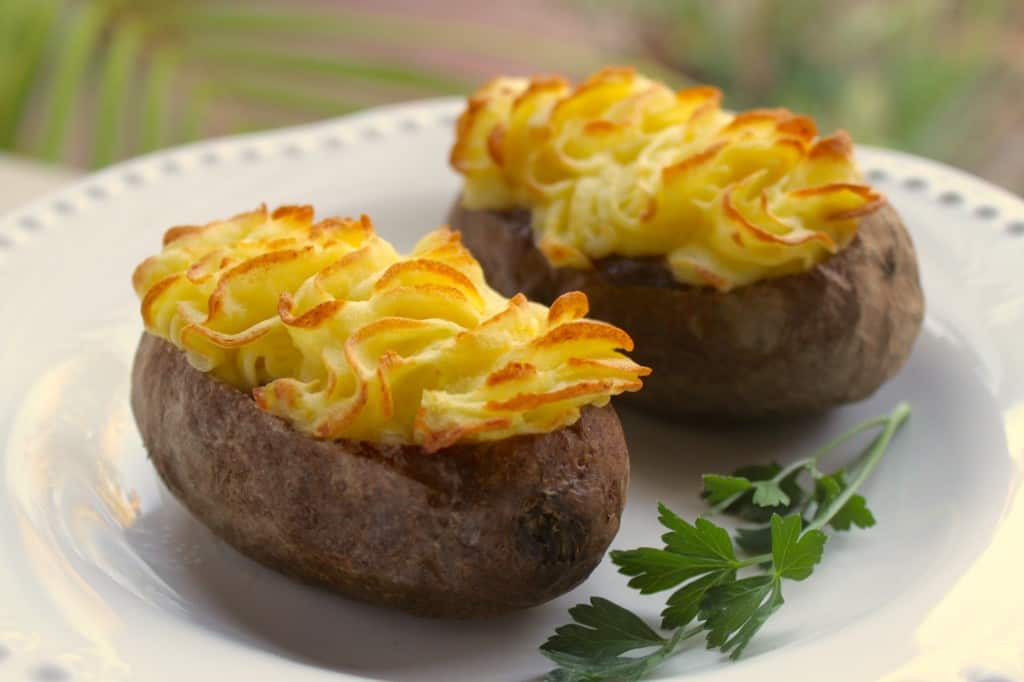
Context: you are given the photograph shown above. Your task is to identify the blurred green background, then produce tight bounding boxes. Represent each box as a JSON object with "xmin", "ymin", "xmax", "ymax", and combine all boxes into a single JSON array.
[{"xmin": 2, "ymin": 0, "xmax": 1022, "ymax": 191}]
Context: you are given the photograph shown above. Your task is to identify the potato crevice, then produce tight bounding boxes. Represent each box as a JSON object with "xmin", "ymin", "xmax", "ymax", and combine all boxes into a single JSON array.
[
  {"xmin": 450, "ymin": 67, "xmax": 885, "ymax": 291},
  {"xmin": 132, "ymin": 205, "xmax": 649, "ymax": 450}
]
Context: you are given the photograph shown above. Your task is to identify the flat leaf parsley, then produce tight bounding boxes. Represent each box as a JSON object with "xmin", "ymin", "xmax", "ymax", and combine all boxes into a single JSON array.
[{"xmin": 540, "ymin": 402, "xmax": 911, "ymax": 681}]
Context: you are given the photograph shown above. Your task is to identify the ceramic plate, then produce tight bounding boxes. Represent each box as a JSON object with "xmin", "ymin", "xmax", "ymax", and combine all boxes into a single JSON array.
[{"xmin": 1, "ymin": 99, "xmax": 1023, "ymax": 682}]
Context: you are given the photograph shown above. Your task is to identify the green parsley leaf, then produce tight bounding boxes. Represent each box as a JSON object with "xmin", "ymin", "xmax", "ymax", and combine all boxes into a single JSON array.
[
  {"xmin": 733, "ymin": 526, "xmax": 773, "ymax": 555},
  {"xmin": 815, "ymin": 472, "xmax": 842, "ymax": 502},
  {"xmin": 700, "ymin": 515, "xmax": 823, "ymax": 660},
  {"xmin": 614, "ymin": 505, "xmax": 748, "ymax": 631},
  {"xmin": 541, "ymin": 651, "xmax": 665, "ymax": 682},
  {"xmin": 770, "ymin": 514, "xmax": 827, "ymax": 581},
  {"xmin": 659, "ymin": 504, "xmax": 737, "ymax": 563},
  {"xmin": 541, "ymin": 600, "xmax": 698, "ymax": 681},
  {"xmin": 661, "ymin": 570, "xmax": 735, "ymax": 630},
  {"xmin": 612, "ymin": 506, "xmax": 738, "ymax": 594},
  {"xmin": 541, "ymin": 597, "xmax": 665, "ymax": 660},
  {"xmin": 700, "ymin": 574, "xmax": 784, "ymax": 659},
  {"xmin": 714, "ymin": 464, "xmax": 806, "ymax": 523},
  {"xmin": 611, "ymin": 548, "xmax": 712, "ymax": 594},
  {"xmin": 701, "ymin": 474, "xmax": 752, "ymax": 504},
  {"xmin": 829, "ymin": 494, "xmax": 875, "ymax": 531},
  {"xmin": 814, "ymin": 471, "xmax": 876, "ymax": 531},
  {"xmin": 751, "ymin": 480, "xmax": 790, "ymax": 508}
]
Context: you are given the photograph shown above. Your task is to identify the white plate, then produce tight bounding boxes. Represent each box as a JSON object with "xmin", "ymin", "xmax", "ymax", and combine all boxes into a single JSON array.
[{"xmin": 1, "ymin": 98, "xmax": 1023, "ymax": 682}]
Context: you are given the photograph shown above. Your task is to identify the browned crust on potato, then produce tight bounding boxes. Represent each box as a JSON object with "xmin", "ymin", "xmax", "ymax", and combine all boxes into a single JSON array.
[
  {"xmin": 449, "ymin": 199, "xmax": 925, "ymax": 419},
  {"xmin": 131, "ymin": 334, "xmax": 629, "ymax": 617}
]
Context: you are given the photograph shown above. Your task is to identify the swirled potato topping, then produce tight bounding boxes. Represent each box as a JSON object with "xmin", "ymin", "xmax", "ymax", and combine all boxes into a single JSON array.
[
  {"xmin": 132, "ymin": 205, "xmax": 649, "ymax": 451},
  {"xmin": 450, "ymin": 67, "xmax": 885, "ymax": 291}
]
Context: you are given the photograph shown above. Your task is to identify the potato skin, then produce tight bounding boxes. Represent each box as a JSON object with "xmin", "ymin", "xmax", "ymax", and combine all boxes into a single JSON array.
[
  {"xmin": 449, "ymin": 200, "xmax": 925, "ymax": 419},
  {"xmin": 131, "ymin": 334, "xmax": 628, "ymax": 618}
]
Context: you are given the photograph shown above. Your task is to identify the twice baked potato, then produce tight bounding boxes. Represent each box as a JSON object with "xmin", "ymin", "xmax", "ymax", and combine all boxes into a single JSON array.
[
  {"xmin": 132, "ymin": 334, "xmax": 628, "ymax": 617},
  {"xmin": 448, "ymin": 67, "xmax": 924, "ymax": 419},
  {"xmin": 131, "ymin": 205, "xmax": 649, "ymax": 617},
  {"xmin": 451, "ymin": 201, "xmax": 921, "ymax": 419}
]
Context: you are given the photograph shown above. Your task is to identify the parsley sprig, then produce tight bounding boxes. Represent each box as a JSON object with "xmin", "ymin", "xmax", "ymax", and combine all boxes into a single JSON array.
[{"xmin": 540, "ymin": 402, "xmax": 910, "ymax": 681}]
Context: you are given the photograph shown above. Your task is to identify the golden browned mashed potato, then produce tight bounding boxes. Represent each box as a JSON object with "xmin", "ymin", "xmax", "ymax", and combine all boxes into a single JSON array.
[
  {"xmin": 451, "ymin": 66, "xmax": 884, "ymax": 291},
  {"xmin": 132, "ymin": 205, "xmax": 649, "ymax": 451}
]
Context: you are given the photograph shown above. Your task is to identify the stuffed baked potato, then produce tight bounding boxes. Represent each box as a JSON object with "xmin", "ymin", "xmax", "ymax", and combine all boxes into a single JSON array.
[
  {"xmin": 449, "ymin": 67, "xmax": 924, "ymax": 419},
  {"xmin": 131, "ymin": 205, "xmax": 649, "ymax": 617}
]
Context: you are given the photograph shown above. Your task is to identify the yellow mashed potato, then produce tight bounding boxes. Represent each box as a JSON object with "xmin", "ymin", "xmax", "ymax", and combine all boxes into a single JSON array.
[
  {"xmin": 133, "ymin": 205, "xmax": 649, "ymax": 451},
  {"xmin": 451, "ymin": 67, "xmax": 884, "ymax": 291}
]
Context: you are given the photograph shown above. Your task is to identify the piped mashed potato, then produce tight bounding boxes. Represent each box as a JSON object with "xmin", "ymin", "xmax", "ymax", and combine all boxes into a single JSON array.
[
  {"xmin": 450, "ymin": 67, "xmax": 885, "ymax": 291},
  {"xmin": 133, "ymin": 205, "xmax": 649, "ymax": 451}
]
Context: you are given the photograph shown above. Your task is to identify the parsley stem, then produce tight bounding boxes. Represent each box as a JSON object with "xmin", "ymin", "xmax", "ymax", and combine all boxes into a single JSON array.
[
  {"xmin": 800, "ymin": 414, "xmax": 893, "ymax": 474},
  {"xmin": 774, "ymin": 413, "xmax": 894, "ymax": 484},
  {"xmin": 736, "ymin": 553, "xmax": 772, "ymax": 567},
  {"xmin": 805, "ymin": 402, "xmax": 910, "ymax": 534},
  {"xmin": 671, "ymin": 624, "xmax": 705, "ymax": 646},
  {"xmin": 708, "ymin": 412, "xmax": 893, "ymax": 516}
]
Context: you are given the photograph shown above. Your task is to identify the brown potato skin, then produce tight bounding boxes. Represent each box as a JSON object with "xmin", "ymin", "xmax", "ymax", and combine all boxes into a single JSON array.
[
  {"xmin": 131, "ymin": 334, "xmax": 628, "ymax": 618},
  {"xmin": 449, "ymin": 199, "xmax": 925, "ymax": 419}
]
